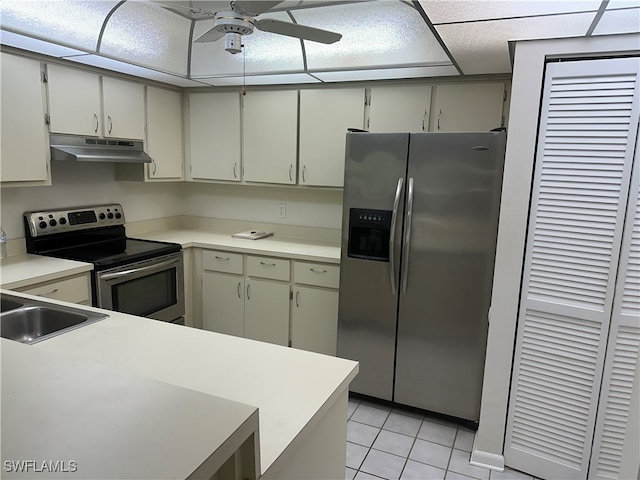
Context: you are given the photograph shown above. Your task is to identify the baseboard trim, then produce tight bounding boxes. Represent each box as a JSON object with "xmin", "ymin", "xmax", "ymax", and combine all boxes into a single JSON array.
[{"xmin": 470, "ymin": 437, "xmax": 505, "ymax": 472}]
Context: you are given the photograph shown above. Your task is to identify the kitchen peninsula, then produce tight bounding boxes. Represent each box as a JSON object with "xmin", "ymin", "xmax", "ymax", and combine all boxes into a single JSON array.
[{"xmin": 1, "ymin": 290, "xmax": 358, "ymax": 480}]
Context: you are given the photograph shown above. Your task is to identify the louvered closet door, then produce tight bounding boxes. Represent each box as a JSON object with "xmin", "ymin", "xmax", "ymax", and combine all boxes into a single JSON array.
[
  {"xmin": 589, "ymin": 133, "xmax": 640, "ymax": 480},
  {"xmin": 505, "ymin": 57, "xmax": 640, "ymax": 480}
]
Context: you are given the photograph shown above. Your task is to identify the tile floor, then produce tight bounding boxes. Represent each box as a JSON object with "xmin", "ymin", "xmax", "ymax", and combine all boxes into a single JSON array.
[{"xmin": 346, "ymin": 395, "xmax": 536, "ymax": 480}]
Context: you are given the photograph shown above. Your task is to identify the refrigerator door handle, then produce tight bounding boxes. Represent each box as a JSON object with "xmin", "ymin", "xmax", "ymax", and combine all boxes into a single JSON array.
[
  {"xmin": 401, "ymin": 177, "xmax": 414, "ymax": 294},
  {"xmin": 389, "ymin": 177, "xmax": 404, "ymax": 295}
]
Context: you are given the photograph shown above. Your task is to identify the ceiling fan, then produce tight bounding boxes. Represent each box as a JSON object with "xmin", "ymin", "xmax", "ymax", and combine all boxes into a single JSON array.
[{"xmin": 192, "ymin": 0, "xmax": 342, "ymax": 54}]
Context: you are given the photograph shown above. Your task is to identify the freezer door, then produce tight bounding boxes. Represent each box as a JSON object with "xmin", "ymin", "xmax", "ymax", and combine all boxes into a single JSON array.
[
  {"xmin": 394, "ymin": 132, "xmax": 506, "ymax": 421},
  {"xmin": 338, "ymin": 132, "xmax": 409, "ymax": 400}
]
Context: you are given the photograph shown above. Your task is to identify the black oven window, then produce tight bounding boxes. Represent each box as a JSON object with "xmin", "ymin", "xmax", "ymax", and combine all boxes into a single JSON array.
[{"xmin": 112, "ymin": 268, "xmax": 177, "ymax": 317}]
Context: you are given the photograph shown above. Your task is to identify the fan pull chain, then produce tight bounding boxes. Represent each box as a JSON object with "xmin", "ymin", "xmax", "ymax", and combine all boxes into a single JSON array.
[{"xmin": 242, "ymin": 43, "xmax": 247, "ymax": 96}]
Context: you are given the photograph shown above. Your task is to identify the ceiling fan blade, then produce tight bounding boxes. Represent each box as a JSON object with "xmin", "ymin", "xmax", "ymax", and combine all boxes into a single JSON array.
[
  {"xmin": 193, "ymin": 27, "xmax": 226, "ymax": 43},
  {"xmin": 254, "ymin": 19, "xmax": 342, "ymax": 44},
  {"xmin": 232, "ymin": 0, "xmax": 284, "ymax": 16}
]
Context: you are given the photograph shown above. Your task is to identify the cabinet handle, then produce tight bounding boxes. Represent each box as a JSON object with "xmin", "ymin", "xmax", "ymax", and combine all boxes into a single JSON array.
[
  {"xmin": 93, "ymin": 113, "xmax": 99, "ymax": 133},
  {"xmin": 246, "ymin": 284, "xmax": 251, "ymax": 300},
  {"xmin": 151, "ymin": 158, "xmax": 157, "ymax": 176},
  {"xmin": 237, "ymin": 282, "xmax": 242, "ymax": 298},
  {"xmin": 260, "ymin": 261, "xmax": 276, "ymax": 267},
  {"xmin": 422, "ymin": 110, "xmax": 427, "ymax": 131},
  {"xmin": 295, "ymin": 290, "xmax": 300, "ymax": 308},
  {"xmin": 309, "ymin": 268, "xmax": 327, "ymax": 274},
  {"xmin": 233, "ymin": 162, "xmax": 237, "ymax": 179},
  {"xmin": 215, "ymin": 255, "xmax": 230, "ymax": 261},
  {"xmin": 107, "ymin": 115, "xmax": 113, "ymax": 134},
  {"xmin": 289, "ymin": 165, "xmax": 293, "ymax": 182},
  {"xmin": 437, "ymin": 109, "xmax": 442, "ymax": 131},
  {"xmin": 302, "ymin": 165, "xmax": 306, "ymax": 183},
  {"xmin": 37, "ymin": 288, "xmax": 59, "ymax": 297}
]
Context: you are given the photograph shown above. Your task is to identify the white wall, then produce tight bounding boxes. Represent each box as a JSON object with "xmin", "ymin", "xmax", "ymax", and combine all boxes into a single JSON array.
[
  {"xmin": 0, "ymin": 161, "xmax": 182, "ymax": 239},
  {"xmin": 181, "ymin": 182, "xmax": 343, "ymax": 230},
  {"xmin": 472, "ymin": 33, "xmax": 640, "ymax": 471}
]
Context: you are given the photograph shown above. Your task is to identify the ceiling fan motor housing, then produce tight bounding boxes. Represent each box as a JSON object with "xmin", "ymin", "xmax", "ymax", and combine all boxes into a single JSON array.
[{"xmin": 213, "ymin": 11, "xmax": 254, "ymax": 36}]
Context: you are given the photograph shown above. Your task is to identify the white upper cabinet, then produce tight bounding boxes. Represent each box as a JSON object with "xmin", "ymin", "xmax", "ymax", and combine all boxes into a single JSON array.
[
  {"xmin": 0, "ymin": 53, "xmax": 50, "ymax": 185},
  {"xmin": 47, "ymin": 63, "xmax": 101, "ymax": 137},
  {"xmin": 102, "ymin": 76, "xmax": 145, "ymax": 140},
  {"xmin": 146, "ymin": 86, "xmax": 183, "ymax": 180},
  {"xmin": 188, "ymin": 92, "xmax": 241, "ymax": 182},
  {"xmin": 368, "ymin": 84, "xmax": 432, "ymax": 133},
  {"xmin": 431, "ymin": 82, "xmax": 505, "ymax": 132},
  {"xmin": 243, "ymin": 90, "xmax": 297, "ymax": 185},
  {"xmin": 299, "ymin": 88, "xmax": 365, "ymax": 187}
]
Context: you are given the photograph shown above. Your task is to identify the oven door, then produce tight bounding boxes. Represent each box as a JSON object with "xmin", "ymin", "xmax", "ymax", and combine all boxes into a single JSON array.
[{"xmin": 96, "ymin": 252, "xmax": 185, "ymax": 323}]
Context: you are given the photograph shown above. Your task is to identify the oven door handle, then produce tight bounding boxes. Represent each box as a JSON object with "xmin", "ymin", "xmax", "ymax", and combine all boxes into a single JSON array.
[{"xmin": 99, "ymin": 257, "xmax": 179, "ymax": 281}]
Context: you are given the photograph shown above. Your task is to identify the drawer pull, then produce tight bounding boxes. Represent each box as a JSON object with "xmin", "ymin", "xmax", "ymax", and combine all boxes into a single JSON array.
[
  {"xmin": 309, "ymin": 268, "xmax": 327, "ymax": 274},
  {"xmin": 260, "ymin": 261, "xmax": 277, "ymax": 267},
  {"xmin": 215, "ymin": 256, "xmax": 231, "ymax": 261},
  {"xmin": 37, "ymin": 288, "xmax": 59, "ymax": 297}
]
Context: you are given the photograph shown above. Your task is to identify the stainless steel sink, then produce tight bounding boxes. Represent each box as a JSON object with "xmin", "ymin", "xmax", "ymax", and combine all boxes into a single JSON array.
[{"xmin": 0, "ymin": 293, "xmax": 108, "ymax": 344}]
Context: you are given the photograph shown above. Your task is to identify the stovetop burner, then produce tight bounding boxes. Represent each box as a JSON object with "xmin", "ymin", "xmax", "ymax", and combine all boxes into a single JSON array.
[{"xmin": 24, "ymin": 204, "xmax": 181, "ymax": 270}]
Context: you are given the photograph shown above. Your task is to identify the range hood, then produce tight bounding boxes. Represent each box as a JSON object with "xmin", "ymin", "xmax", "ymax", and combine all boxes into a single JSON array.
[{"xmin": 50, "ymin": 134, "xmax": 152, "ymax": 163}]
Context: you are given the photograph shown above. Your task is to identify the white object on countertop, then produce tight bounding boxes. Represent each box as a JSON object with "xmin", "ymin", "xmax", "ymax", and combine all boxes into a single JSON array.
[
  {"xmin": 0, "ymin": 226, "xmax": 6, "ymax": 259},
  {"xmin": 232, "ymin": 230, "xmax": 274, "ymax": 240}
]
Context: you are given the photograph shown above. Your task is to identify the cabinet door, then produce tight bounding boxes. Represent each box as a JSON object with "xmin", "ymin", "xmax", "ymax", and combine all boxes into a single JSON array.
[
  {"xmin": 1, "ymin": 53, "xmax": 49, "ymax": 184},
  {"xmin": 292, "ymin": 286, "xmax": 338, "ymax": 356},
  {"xmin": 299, "ymin": 88, "xmax": 364, "ymax": 187},
  {"xmin": 244, "ymin": 279, "xmax": 290, "ymax": 346},
  {"xmin": 369, "ymin": 84, "xmax": 432, "ymax": 133},
  {"xmin": 202, "ymin": 272, "xmax": 245, "ymax": 337},
  {"xmin": 189, "ymin": 92, "xmax": 241, "ymax": 181},
  {"xmin": 102, "ymin": 76, "xmax": 145, "ymax": 139},
  {"xmin": 432, "ymin": 83, "xmax": 504, "ymax": 132},
  {"xmin": 47, "ymin": 63, "xmax": 101, "ymax": 136},
  {"xmin": 146, "ymin": 86, "xmax": 183, "ymax": 180},
  {"xmin": 243, "ymin": 90, "xmax": 297, "ymax": 184}
]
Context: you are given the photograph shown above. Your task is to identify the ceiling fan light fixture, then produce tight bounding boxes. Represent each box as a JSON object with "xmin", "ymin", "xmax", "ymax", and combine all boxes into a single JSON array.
[{"xmin": 225, "ymin": 32, "xmax": 243, "ymax": 54}]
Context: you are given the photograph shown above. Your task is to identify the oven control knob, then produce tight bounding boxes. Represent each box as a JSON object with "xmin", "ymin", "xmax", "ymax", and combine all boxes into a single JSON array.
[
  {"xmin": 107, "ymin": 213, "xmax": 114, "ymax": 219},
  {"xmin": 115, "ymin": 212, "xmax": 122, "ymax": 219},
  {"xmin": 99, "ymin": 213, "xmax": 106, "ymax": 220},
  {"xmin": 39, "ymin": 221, "xmax": 47, "ymax": 229},
  {"xmin": 59, "ymin": 217, "xmax": 67, "ymax": 225},
  {"xmin": 49, "ymin": 219, "xmax": 57, "ymax": 227}
]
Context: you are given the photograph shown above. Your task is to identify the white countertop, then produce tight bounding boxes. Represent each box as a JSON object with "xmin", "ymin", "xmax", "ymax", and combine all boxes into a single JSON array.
[
  {"xmin": 0, "ymin": 254, "xmax": 93, "ymax": 289},
  {"xmin": 136, "ymin": 228, "xmax": 341, "ymax": 264},
  {"xmin": 2, "ymin": 338, "xmax": 260, "ymax": 480},
  {"xmin": 4, "ymin": 292, "xmax": 358, "ymax": 477}
]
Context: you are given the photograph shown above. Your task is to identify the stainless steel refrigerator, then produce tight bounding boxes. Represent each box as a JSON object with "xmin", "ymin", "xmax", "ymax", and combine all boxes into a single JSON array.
[{"xmin": 337, "ymin": 131, "xmax": 506, "ymax": 422}]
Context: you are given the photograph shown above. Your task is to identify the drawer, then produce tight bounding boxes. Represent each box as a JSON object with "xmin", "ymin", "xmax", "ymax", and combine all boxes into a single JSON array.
[
  {"xmin": 294, "ymin": 262, "xmax": 340, "ymax": 289},
  {"xmin": 246, "ymin": 255, "xmax": 290, "ymax": 281},
  {"xmin": 19, "ymin": 273, "xmax": 91, "ymax": 304},
  {"xmin": 203, "ymin": 250, "xmax": 243, "ymax": 274}
]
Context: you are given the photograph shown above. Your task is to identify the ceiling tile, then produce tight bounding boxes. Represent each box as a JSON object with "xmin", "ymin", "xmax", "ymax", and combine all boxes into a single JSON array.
[
  {"xmin": 419, "ymin": 0, "xmax": 602, "ymax": 24},
  {"xmin": 593, "ymin": 7, "xmax": 640, "ymax": 35},
  {"xmin": 0, "ymin": 30, "xmax": 88, "ymax": 58},
  {"xmin": 436, "ymin": 12, "xmax": 598, "ymax": 74},
  {"xmin": 312, "ymin": 66, "xmax": 459, "ymax": 82},
  {"xmin": 196, "ymin": 73, "xmax": 321, "ymax": 86},
  {"xmin": 62, "ymin": 54, "xmax": 210, "ymax": 87},
  {"xmin": 294, "ymin": 1, "xmax": 450, "ymax": 71},
  {"xmin": 99, "ymin": 1, "xmax": 192, "ymax": 76},
  {"xmin": 190, "ymin": 12, "xmax": 305, "ymax": 77}
]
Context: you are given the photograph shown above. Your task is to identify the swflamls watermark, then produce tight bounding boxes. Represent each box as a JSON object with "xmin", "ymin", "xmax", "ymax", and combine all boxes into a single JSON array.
[{"xmin": 3, "ymin": 460, "xmax": 78, "ymax": 473}]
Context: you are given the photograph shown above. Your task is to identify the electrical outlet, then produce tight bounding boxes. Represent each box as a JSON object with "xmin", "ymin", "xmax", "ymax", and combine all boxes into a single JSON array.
[{"xmin": 277, "ymin": 203, "xmax": 286, "ymax": 219}]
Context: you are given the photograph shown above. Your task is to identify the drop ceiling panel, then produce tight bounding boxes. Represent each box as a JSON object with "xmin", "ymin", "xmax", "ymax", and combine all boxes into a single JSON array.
[
  {"xmin": 99, "ymin": 1, "xmax": 191, "ymax": 76},
  {"xmin": 295, "ymin": 1, "xmax": 450, "ymax": 71},
  {"xmin": 419, "ymin": 0, "xmax": 602, "ymax": 23},
  {"xmin": 312, "ymin": 66, "xmax": 459, "ymax": 82},
  {"xmin": 63, "ymin": 54, "xmax": 210, "ymax": 87},
  {"xmin": 593, "ymin": 7, "xmax": 640, "ymax": 35},
  {"xmin": 436, "ymin": 12, "xmax": 597, "ymax": 74},
  {"xmin": 0, "ymin": 31, "xmax": 88, "ymax": 58},
  {"xmin": 0, "ymin": 0, "xmax": 118, "ymax": 51},
  {"xmin": 190, "ymin": 12, "xmax": 305, "ymax": 77}
]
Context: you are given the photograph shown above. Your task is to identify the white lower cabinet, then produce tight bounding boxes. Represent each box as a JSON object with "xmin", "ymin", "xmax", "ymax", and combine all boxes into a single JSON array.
[
  {"xmin": 15, "ymin": 273, "xmax": 92, "ymax": 305},
  {"xmin": 292, "ymin": 261, "xmax": 340, "ymax": 356},
  {"xmin": 200, "ymin": 250, "xmax": 290, "ymax": 347}
]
